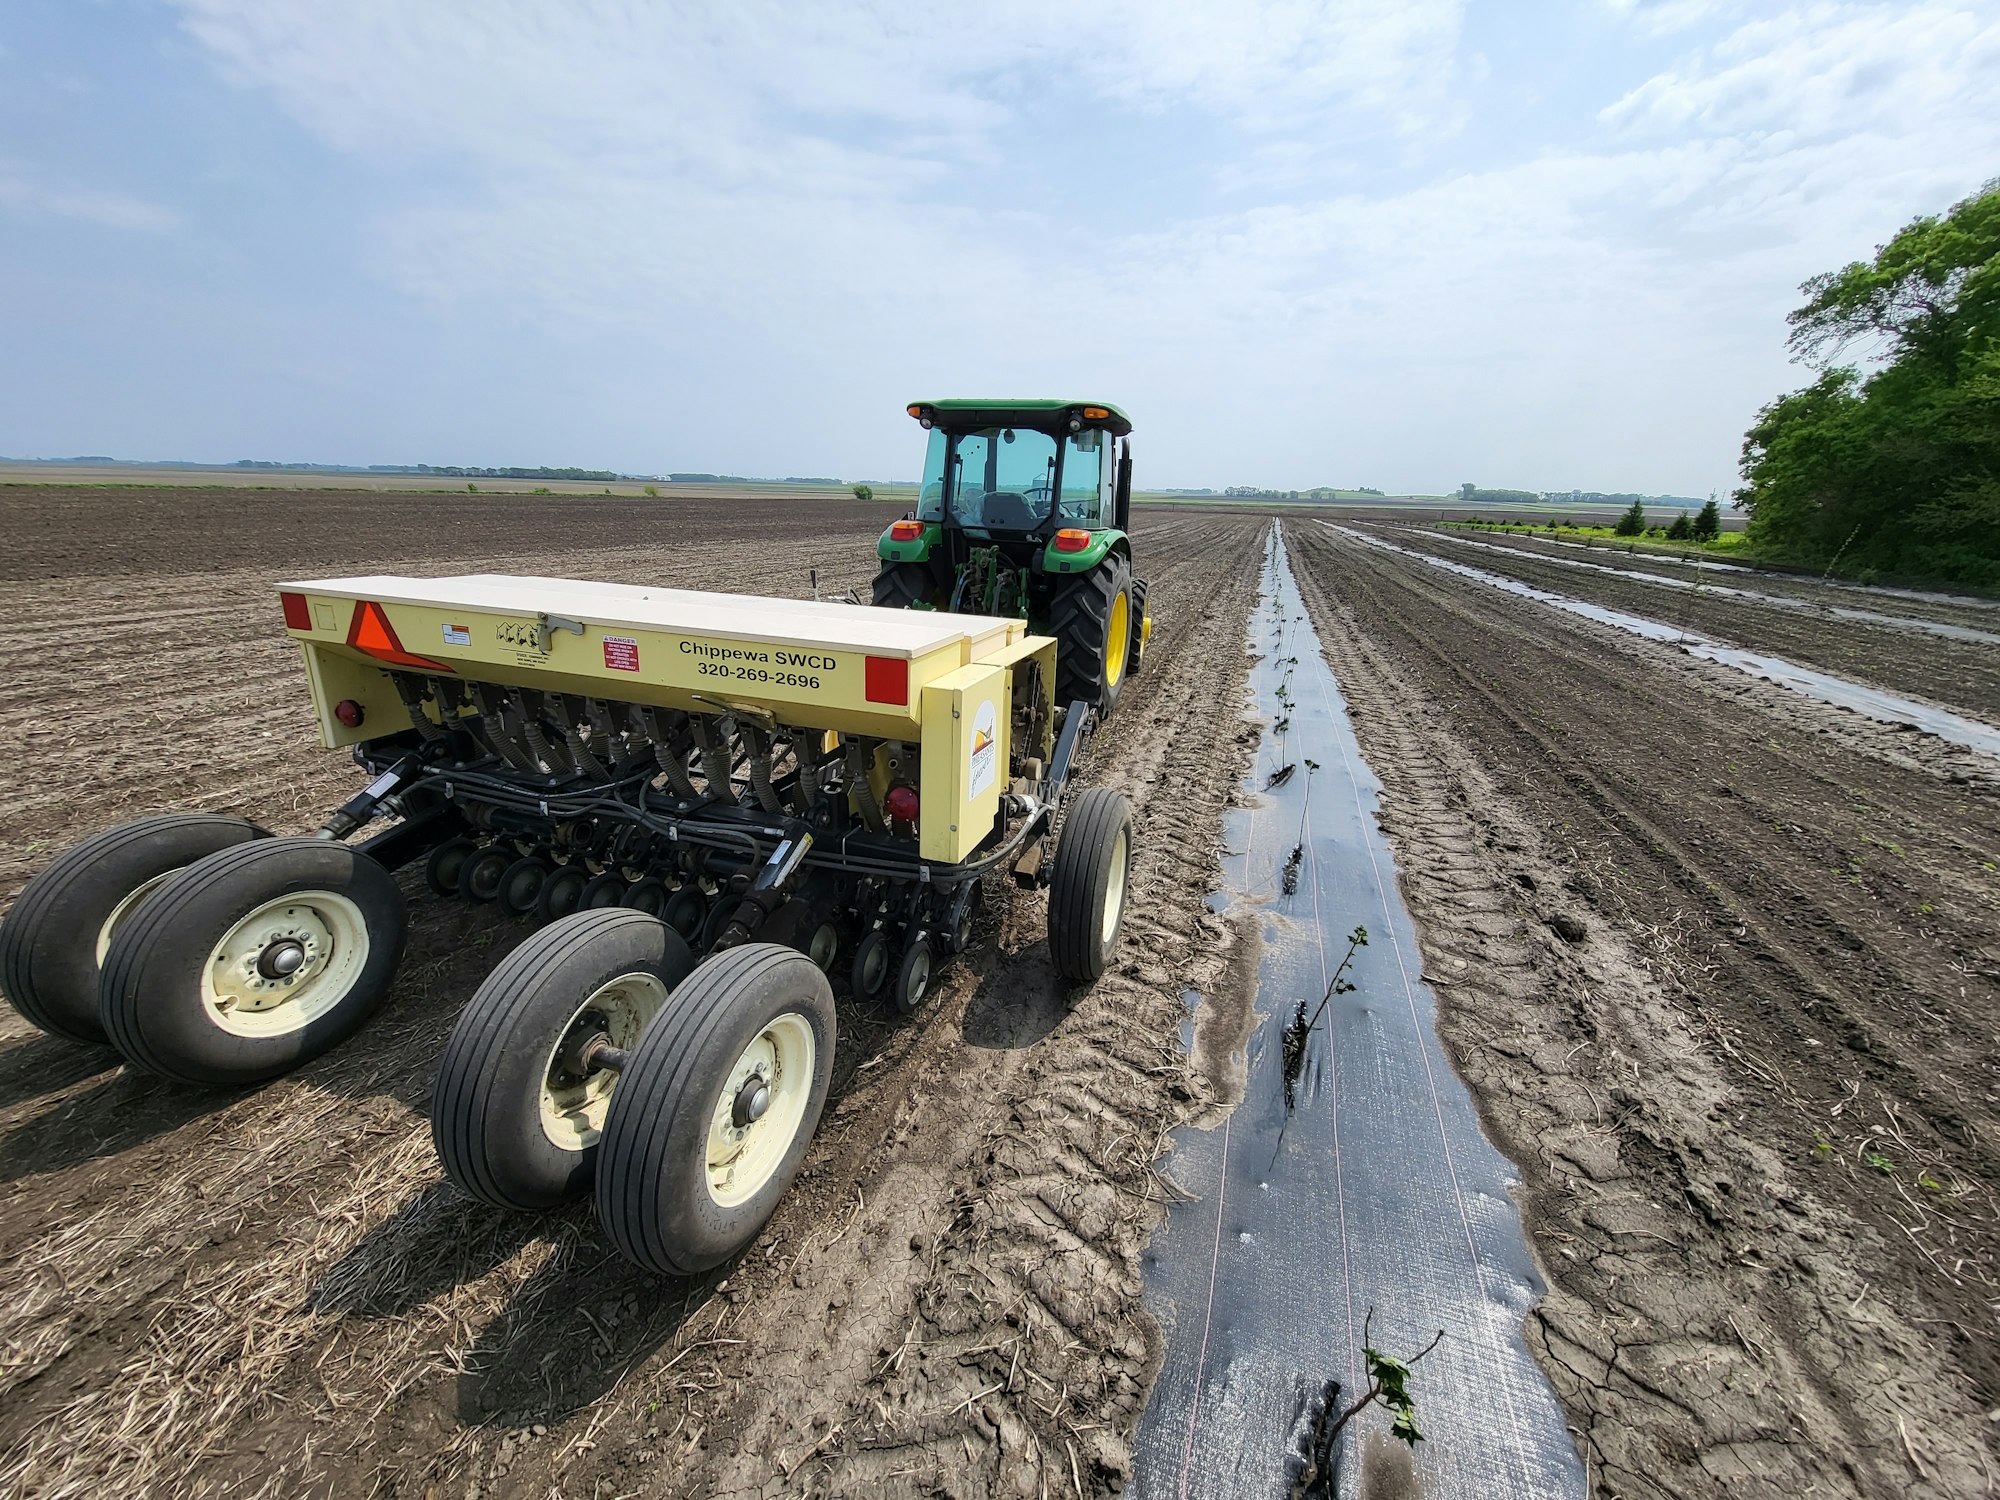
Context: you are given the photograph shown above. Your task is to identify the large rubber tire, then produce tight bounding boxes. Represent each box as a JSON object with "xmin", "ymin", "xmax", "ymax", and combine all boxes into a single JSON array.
[
  {"xmin": 0, "ymin": 814, "xmax": 270, "ymax": 1043},
  {"xmin": 871, "ymin": 561, "xmax": 937, "ymax": 610},
  {"xmin": 100, "ymin": 838, "xmax": 407, "ymax": 1085},
  {"xmin": 1049, "ymin": 553, "xmax": 1135, "ymax": 718},
  {"xmin": 432, "ymin": 909, "xmax": 697, "ymax": 1212},
  {"xmin": 597, "ymin": 944, "xmax": 836, "ymax": 1276},
  {"xmin": 1047, "ymin": 788, "xmax": 1133, "ymax": 985}
]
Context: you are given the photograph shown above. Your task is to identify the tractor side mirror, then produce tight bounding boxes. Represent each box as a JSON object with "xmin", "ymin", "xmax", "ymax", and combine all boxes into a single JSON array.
[{"xmin": 1114, "ymin": 442, "xmax": 1133, "ymax": 531}]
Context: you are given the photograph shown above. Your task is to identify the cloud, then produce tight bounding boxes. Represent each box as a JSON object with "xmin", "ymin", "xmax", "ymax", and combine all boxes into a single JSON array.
[
  {"xmin": 147, "ymin": 0, "xmax": 2000, "ymax": 491},
  {"xmin": 0, "ymin": 163, "xmax": 179, "ymax": 232},
  {"xmin": 1602, "ymin": 3, "xmax": 2000, "ymax": 139}
]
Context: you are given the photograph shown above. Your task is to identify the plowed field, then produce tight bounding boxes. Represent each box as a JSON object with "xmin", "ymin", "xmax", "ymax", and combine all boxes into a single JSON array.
[{"xmin": 0, "ymin": 487, "xmax": 1993, "ymax": 1499}]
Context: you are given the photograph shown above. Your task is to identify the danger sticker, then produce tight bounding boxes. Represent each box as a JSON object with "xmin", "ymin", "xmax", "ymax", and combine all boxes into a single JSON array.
[
  {"xmin": 442, "ymin": 623, "xmax": 471, "ymax": 646},
  {"xmin": 603, "ymin": 635, "xmax": 640, "ymax": 672}
]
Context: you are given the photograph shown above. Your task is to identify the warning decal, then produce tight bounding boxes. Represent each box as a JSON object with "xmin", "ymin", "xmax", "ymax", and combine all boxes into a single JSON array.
[
  {"xmin": 969, "ymin": 698, "xmax": 998, "ymax": 797},
  {"xmin": 603, "ymin": 635, "xmax": 641, "ymax": 672},
  {"xmin": 442, "ymin": 623, "xmax": 471, "ymax": 646}
]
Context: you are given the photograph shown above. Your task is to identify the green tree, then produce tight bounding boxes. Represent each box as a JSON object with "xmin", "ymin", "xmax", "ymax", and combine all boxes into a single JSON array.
[
  {"xmin": 1691, "ymin": 498, "xmax": 1722, "ymax": 541},
  {"xmin": 1736, "ymin": 181, "xmax": 2000, "ymax": 585},
  {"xmin": 1459, "ymin": 482, "xmax": 1476, "ymax": 501},
  {"xmin": 852, "ymin": 483, "xmax": 875, "ymax": 501},
  {"xmin": 1613, "ymin": 501, "xmax": 1646, "ymax": 536},
  {"xmin": 1666, "ymin": 512, "xmax": 1693, "ymax": 540}
]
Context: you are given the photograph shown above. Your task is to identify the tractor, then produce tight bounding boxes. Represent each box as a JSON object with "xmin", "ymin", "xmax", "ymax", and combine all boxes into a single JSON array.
[{"xmin": 871, "ymin": 400, "xmax": 1150, "ymax": 717}]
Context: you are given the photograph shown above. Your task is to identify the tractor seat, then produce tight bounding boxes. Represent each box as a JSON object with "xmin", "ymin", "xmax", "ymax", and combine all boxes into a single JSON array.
[{"xmin": 979, "ymin": 492, "xmax": 1035, "ymax": 530}]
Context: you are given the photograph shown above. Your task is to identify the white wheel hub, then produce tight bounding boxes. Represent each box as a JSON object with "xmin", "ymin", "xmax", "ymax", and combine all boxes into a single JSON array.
[
  {"xmin": 706, "ymin": 1012, "xmax": 815, "ymax": 1209},
  {"xmin": 539, "ymin": 973, "xmax": 667, "ymax": 1150},
  {"xmin": 202, "ymin": 890, "xmax": 370, "ymax": 1038}
]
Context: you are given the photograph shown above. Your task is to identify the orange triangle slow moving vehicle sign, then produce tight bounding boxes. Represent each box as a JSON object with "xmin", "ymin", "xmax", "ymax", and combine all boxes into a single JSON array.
[{"xmin": 346, "ymin": 600, "xmax": 454, "ymax": 672}]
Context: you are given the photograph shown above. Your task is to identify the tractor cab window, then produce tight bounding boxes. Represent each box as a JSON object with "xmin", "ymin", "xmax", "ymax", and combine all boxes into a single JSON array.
[
  {"xmin": 920, "ymin": 426, "xmax": 1060, "ymax": 532},
  {"xmin": 1058, "ymin": 429, "xmax": 1106, "ymax": 527}
]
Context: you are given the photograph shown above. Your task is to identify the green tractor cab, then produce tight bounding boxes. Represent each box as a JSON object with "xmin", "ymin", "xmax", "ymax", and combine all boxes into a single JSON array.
[{"xmin": 873, "ymin": 399, "xmax": 1151, "ymax": 718}]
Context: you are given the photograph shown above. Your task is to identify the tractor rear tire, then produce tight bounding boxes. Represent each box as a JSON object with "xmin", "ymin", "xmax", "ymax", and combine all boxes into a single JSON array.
[
  {"xmin": 597, "ymin": 944, "xmax": 836, "ymax": 1275},
  {"xmin": 871, "ymin": 562, "xmax": 936, "ymax": 610},
  {"xmin": 1047, "ymin": 788, "xmax": 1133, "ymax": 985},
  {"xmin": 0, "ymin": 814, "xmax": 271, "ymax": 1043},
  {"xmin": 432, "ymin": 909, "xmax": 695, "ymax": 1212},
  {"xmin": 1049, "ymin": 554, "xmax": 1136, "ymax": 718},
  {"xmin": 100, "ymin": 838, "xmax": 407, "ymax": 1085}
]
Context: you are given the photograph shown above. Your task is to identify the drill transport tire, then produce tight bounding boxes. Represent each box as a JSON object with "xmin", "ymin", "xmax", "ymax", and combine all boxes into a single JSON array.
[
  {"xmin": 99, "ymin": 837, "xmax": 407, "ymax": 1085},
  {"xmin": 0, "ymin": 814, "xmax": 271, "ymax": 1044},
  {"xmin": 597, "ymin": 943, "xmax": 835, "ymax": 1276},
  {"xmin": 1047, "ymin": 787, "xmax": 1133, "ymax": 984},
  {"xmin": 432, "ymin": 909, "xmax": 696, "ymax": 1212}
]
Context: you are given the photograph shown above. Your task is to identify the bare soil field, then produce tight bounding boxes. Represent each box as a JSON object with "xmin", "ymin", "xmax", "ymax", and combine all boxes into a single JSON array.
[
  {"xmin": 1428, "ymin": 527, "xmax": 2000, "ymax": 632},
  {"xmin": 0, "ymin": 486, "xmax": 1262, "ymax": 1498},
  {"xmin": 1385, "ymin": 522, "xmax": 2000, "ymax": 723},
  {"xmin": 1290, "ymin": 520, "xmax": 1999, "ymax": 1498},
  {"xmin": 1, "ymin": 485, "xmax": 1994, "ymax": 1499}
]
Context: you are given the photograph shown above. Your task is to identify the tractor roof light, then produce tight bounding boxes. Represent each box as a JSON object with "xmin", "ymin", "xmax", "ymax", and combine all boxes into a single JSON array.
[
  {"xmin": 1082, "ymin": 406, "xmax": 1110, "ymax": 420},
  {"xmin": 889, "ymin": 519, "xmax": 925, "ymax": 541},
  {"xmin": 1053, "ymin": 528, "xmax": 1091, "ymax": 553},
  {"xmin": 908, "ymin": 404, "xmax": 933, "ymax": 428}
]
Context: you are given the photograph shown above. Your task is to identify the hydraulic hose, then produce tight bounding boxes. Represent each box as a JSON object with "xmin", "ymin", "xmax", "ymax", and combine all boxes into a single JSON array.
[{"xmin": 846, "ymin": 738, "xmax": 887, "ymax": 833}]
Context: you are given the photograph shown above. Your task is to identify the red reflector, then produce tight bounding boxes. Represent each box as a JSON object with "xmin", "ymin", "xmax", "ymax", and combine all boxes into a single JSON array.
[
  {"xmin": 864, "ymin": 655, "xmax": 908, "ymax": 705},
  {"xmin": 889, "ymin": 519, "xmax": 924, "ymax": 542},
  {"xmin": 346, "ymin": 600, "xmax": 453, "ymax": 672},
  {"xmin": 884, "ymin": 784, "xmax": 919, "ymax": 823},
  {"xmin": 334, "ymin": 699, "xmax": 365, "ymax": 727},
  {"xmin": 280, "ymin": 591, "xmax": 311, "ymax": 631},
  {"xmin": 1052, "ymin": 528, "xmax": 1091, "ymax": 553}
]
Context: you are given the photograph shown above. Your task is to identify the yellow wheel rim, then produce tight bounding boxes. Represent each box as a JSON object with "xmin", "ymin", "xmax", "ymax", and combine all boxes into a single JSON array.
[
  {"xmin": 1102, "ymin": 828, "xmax": 1129, "ymax": 949},
  {"xmin": 1105, "ymin": 590, "xmax": 1131, "ymax": 688},
  {"xmin": 539, "ymin": 973, "xmax": 667, "ymax": 1150},
  {"xmin": 95, "ymin": 871, "xmax": 179, "ymax": 965},
  {"xmin": 706, "ymin": 1012, "xmax": 816, "ymax": 1209},
  {"xmin": 200, "ymin": 891, "xmax": 369, "ymax": 1038}
]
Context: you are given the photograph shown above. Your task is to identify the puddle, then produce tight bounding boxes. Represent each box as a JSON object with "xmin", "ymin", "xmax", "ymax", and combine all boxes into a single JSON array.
[
  {"xmin": 1130, "ymin": 525, "xmax": 1582, "ymax": 1499},
  {"xmin": 1334, "ymin": 525, "xmax": 2000, "ymax": 762},
  {"xmin": 1409, "ymin": 527, "xmax": 2000, "ymax": 647}
]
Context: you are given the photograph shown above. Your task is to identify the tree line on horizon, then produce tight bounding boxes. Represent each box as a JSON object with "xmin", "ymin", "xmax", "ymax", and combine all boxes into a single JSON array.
[{"xmin": 1735, "ymin": 179, "xmax": 1999, "ymax": 586}]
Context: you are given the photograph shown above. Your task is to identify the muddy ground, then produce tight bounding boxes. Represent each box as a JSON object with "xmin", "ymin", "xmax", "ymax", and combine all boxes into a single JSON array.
[
  {"xmin": 0, "ymin": 485, "xmax": 1995, "ymax": 1498},
  {"xmin": 1289, "ymin": 520, "xmax": 1999, "ymax": 1498}
]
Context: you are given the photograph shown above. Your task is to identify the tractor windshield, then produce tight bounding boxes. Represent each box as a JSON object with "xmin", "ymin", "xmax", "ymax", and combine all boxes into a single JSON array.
[{"xmin": 917, "ymin": 426, "xmax": 1062, "ymax": 532}]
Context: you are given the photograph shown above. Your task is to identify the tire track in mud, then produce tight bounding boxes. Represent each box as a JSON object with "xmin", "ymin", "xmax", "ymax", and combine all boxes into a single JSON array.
[
  {"xmin": 0, "ymin": 511, "xmax": 1254, "ymax": 1499},
  {"xmin": 1286, "ymin": 523, "xmax": 1998, "ymax": 1499}
]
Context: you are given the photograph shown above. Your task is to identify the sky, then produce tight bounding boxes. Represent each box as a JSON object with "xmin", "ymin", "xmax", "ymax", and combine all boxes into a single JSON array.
[{"xmin": 1, "ymin": 1, "xmax": 1996, "ymax": 496}]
